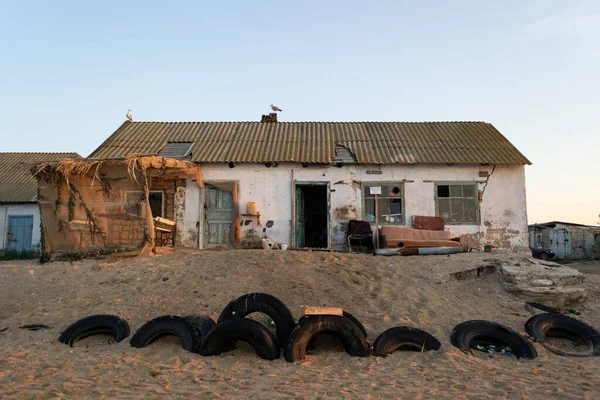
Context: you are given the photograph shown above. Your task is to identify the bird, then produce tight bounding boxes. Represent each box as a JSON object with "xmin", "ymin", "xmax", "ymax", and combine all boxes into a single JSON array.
[
  {"xmin": 270, "ymin": 104, "xmax": 282, "ymax": 112},
  {"xmin": 126, "ymin": 109, "xmax": 133, "ymax": 121}
]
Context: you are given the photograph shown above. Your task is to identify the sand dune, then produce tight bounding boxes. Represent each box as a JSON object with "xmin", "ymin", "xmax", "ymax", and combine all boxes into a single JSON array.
[{"xmin": 1, "ymin": 250, "xmax": 599, "ymax": 399}]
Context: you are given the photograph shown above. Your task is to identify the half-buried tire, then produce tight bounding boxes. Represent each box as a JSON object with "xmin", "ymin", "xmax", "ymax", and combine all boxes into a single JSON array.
[
  {"xmin": 299, "ymin": 310, "xmax": 368, "ymax": 338},
  {"xmin": 184, "ymin": 315, "xmax": 216, "ymax": 340},
  {"xmin": 525, "ymin": 302, "xmax": 560, "ymax": 315},
  {"xmin": 373, "ymin": 326, "xmax": 441, "ymax": 357},
  {"xmin": 218, "ymin": 293, "xmax": 295, "ymax": 348},
  {"xmin": 198, "ymin": 319, "xmax": 279, "ymax": 360},
  {"xmin": 58, "ymin": 314, "xmax": 130, "ymax": 347},
  {"xmin": 130, "ymin": 315, "xmax": 200, "ymax": 353},
  {"xmin": 525, "ymin": 313, "xmax": 600, "ymax": 357},
  {"xmin": 450, "ymin": 320, "xmax": 537, "ymax": 360},
  {"xmin": 342, "ymin": 311, "xmax": 368, "ymax": 338},
  {"xmin": 284, "ymin": 315, "xmax": 371, "ymax": 362}
]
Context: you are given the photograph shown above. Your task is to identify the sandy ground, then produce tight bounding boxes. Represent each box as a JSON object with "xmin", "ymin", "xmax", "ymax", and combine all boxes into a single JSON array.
[{"xmin": 1, "ymin": 249, "xmax": 599, "ymax": 399}]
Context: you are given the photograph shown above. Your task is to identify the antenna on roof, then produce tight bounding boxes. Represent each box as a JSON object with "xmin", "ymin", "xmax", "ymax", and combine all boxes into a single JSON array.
[{"xmin": 126, "ymin": 109, "xmax": 133, "ymax": 121}]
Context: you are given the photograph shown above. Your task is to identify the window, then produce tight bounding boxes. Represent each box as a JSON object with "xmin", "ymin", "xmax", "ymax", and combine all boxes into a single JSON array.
[
  {"xmin": 435, "ymin": 183, "xmax": 478, "ymax": 224},
  {"xmin": 158, "ymin": 142, "xmax": 193, "ymax": 158},
  {"xmin": 124, "ymin": 191, "xmax": 164, "ymax": 218},
  {"xmin": 361, "ymin": 183, "xmax": 404, "ymax": 225}
]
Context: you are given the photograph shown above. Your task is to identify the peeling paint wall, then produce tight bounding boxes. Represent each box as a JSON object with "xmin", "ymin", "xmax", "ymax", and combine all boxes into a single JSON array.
[
  {"xmin": 184, "ymin": 163, "xmax": 528, "ymax": 251},
  {"xmin": 174, "ymin": 179, "xmax": 201, "ymax": 248}
]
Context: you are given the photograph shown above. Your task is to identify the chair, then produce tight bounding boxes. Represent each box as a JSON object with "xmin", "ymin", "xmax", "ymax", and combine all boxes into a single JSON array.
[
  {"xmin": 347, "ymin": 220, "xmax": 374, "ymax": 252},
  {"xmin": 154, "ymin": 217, "xmax": 176, "ymax": 246}
]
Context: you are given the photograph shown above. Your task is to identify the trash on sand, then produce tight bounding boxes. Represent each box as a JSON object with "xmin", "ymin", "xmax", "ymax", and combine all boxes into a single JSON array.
[{"xmin": 473, "ymin": 343, "xmax": 512, "ymax": 357}]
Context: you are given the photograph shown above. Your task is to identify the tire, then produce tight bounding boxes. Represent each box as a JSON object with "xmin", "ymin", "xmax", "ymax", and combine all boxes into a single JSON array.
[
  {"xmin": 130, "ymin": 315, "xmax": 201, "ymax": 353},
  {"xmin": 299, "ymin": 311, "xmax": 368, "ymax": 338},
  {"xmin": 373, "ymin": 326, "xmax": 441, "ymax": 357},
  {"xmin": 525, "ymin": 302, "xmax": 560, "ymax": 315},
  {"xmin": 525, "ymin": 314, "xmax": 600, "ymax": 357},
  {"xmin": 58, "ymin": 314, "xmax": 130, "ymax": 347},
  {"xmin": 183, "ymin": 315, "xmax": 216, "ymax": 340},
  {"xmin": 538, "ymin": 252, "xmax": 550, "ymax": 261},
  {"xmin": 218, "ymin": 293, "xmax": 295, "ymax": 348},
  {"xmin": 284, "ymin": 315, "xmax": 371, "ymax": 362},
  {"xmin": 198, "ymin": 319, "xmax": 279, "ymax": 360},
  {"xmin": 450, "ymin": 320, "xmax": 537, "ymax": 360},
  {"xmin": 20, "ymin": 324, "xmax": 52, "ymax": 331}
]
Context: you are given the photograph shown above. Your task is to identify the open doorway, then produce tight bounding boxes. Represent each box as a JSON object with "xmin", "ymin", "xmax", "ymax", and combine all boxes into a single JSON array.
[{"xmin": 294, "ymin": 182, "xmax": 329, "ymax": 248}]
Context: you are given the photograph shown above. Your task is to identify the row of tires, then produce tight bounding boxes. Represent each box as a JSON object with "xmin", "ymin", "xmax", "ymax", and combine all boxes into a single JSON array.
[{"xmin": 57, "ymin": 294, "xmax": 600, "ymax": 361}]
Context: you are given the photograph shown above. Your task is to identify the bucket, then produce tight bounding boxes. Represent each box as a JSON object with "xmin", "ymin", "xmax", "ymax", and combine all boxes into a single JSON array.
[
  {"xmin": 247, "ymin": 202, "xmax": 258, "ymax": 215},
  {"xmin": 262, "ymin": 238, "xmax": 275, "ymax": 250},
  {"xmin": 280, "ymin": 243, "xmax": 289, "ymax": 251}
]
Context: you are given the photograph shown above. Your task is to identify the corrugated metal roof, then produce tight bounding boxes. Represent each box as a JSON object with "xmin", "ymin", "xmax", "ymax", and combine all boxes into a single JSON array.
[
  {"xmin": 89, "ymin": 121, "xmax": 531, "ymax": 165},
  {"xmin": 0, "ymin": 152, "xmax": 81, "ymax": 203}
]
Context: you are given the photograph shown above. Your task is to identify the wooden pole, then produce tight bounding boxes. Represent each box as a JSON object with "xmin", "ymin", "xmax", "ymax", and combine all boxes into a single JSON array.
[{"xmin": 375, "ymin": 193, "xmax": 379, "ymax": 249}]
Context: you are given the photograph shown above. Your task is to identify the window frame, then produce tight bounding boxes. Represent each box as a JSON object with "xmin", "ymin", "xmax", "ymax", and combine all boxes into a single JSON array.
[
  {"xmin": 360, "ymin": 181, "xmax": 406, "ymax": 226},
  {"xmin": 433, "ymin": 181, "xmax": 480, "ymax": 225},
  {"xmin": 124, "ymin": 190, "xmax": 165, "ymax": 218}
]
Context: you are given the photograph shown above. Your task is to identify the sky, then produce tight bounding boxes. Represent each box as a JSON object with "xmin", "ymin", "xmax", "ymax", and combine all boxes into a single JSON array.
[{"xmin": 0, "ymin": 1, "xmax": 598, "ymax": 225}]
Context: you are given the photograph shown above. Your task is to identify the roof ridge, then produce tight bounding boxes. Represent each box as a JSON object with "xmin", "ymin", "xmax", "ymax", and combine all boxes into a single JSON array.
[
  {"xmin": 0, "ymin": 151, "xmax": 80, "ymax": 154},
  {"xmin": 127, "ymin": 120, "xmax": 492, "ymax": 124}
]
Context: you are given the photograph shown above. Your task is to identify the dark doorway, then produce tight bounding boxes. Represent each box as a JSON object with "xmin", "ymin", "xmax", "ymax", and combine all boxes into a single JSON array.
[
  {"xmin": 295, "ymin": 183, "xmax": 329, "ymax": 248},
  {"xmin": 148, "ymin": 191, "xmax": 164, "ymax": 218}
]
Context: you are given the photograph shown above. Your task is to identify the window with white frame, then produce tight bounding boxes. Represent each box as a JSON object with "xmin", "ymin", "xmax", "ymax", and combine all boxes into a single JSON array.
[
  {"xmin": 435, "ymin": 183, "xmax": 478, "ymax": 224},
  {"xmin": 361, "ymin": 183, "xmax": 404, "ymax": 225}
]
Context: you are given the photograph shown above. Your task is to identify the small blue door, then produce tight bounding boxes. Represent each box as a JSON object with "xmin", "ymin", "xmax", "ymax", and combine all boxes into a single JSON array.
[{"xmin": 7, "ymin": 216, "xmax": 33, "ymax": 251}]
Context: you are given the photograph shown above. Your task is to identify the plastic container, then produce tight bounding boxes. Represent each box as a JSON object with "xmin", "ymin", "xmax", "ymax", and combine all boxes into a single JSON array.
[{"xmin": 280, "ymin": 243, "xmax": 289, "ymax": 250}]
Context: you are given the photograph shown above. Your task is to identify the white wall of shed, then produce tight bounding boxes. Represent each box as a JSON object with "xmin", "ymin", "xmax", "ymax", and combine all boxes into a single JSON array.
[
  {"xmin": 0, "ymin": 203, "xmax": 41, "ymax": 250},
  {"xmin": 180, "ymin": 163, "xmax": 528, "ymax": 251}
]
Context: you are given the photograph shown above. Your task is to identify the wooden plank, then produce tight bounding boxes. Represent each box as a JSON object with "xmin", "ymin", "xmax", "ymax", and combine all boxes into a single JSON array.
[
  {"xmin": 303, "ymin": 306, "xmax": 343, "ymax": 316},
  {"xmin": 154, "ymin": 217, "xmax": 176, "ymax": 226}
]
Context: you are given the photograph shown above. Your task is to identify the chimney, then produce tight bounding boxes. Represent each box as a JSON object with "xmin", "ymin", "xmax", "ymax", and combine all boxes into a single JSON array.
[{"xmin": 261, "ymin": 113, "xmax": 278, "ymax": 123}]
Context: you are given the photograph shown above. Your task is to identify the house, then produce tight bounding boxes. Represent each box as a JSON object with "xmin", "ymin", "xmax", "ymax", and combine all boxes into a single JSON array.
[
  {"xmin": 81, "ymin": 115, "xmax": 531, "ymax": 252},
  {"xmin": 0, "ymin": 152, "xmax": 81, "ymax": 253},
  {"xmin": 529, "ymin": 221, "xmax": 600, "ymax": 260}
]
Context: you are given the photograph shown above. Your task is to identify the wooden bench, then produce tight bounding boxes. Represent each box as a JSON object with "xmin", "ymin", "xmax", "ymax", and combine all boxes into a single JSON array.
[{"xmin": 154, "ymin": 217, "xmax": 176, "ymax": 246}]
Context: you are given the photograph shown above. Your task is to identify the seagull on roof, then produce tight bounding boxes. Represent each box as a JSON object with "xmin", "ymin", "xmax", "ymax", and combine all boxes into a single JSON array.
[
  {"xmin": 126, "ymin": 109, "xmax": 133, "ymax": 121},
  {"xmin": 270, "ymin": 104, "xmax": 282, "ymax": 112}
]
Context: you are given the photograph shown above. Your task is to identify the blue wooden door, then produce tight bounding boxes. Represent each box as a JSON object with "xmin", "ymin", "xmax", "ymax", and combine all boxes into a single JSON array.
[
  {"xmin": 7, "ymin": 216, "xmax": 33, "ymax": 251},
  {"xmin": 205, "ymin": 185, "xmax": 234, "ymax": 248}
]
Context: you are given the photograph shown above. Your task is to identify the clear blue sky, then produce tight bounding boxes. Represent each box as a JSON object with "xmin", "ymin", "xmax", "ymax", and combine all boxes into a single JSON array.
[{"xmin": 1, "ymin": 1, "xmax": 598, "ymax": 224}]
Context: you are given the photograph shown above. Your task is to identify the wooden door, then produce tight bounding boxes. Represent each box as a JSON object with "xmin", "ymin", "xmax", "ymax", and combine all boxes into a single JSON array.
[
  {"xmin": 295, "ymin": 186, "xmax": 305, "ymax": 248},
  {"xmin": 7, "ymin": 216, "xmax": 33, "ymax": 251},
  {"xmin": 205, "ymin": 184, "xmax": 234, "ymax": 248}
]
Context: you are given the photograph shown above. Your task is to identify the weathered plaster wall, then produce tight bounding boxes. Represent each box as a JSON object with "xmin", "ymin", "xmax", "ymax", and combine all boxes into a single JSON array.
[
  {"xmin": 184, "ymin": 163, "xmax": 528, "ymax": 251},
  {"xmin": 175, "ymin": 181, "xmax": 202, "ymax": 248},
  {"xmin": 0, "ymin": 203, "xmax": 41, "ymax": 250}
]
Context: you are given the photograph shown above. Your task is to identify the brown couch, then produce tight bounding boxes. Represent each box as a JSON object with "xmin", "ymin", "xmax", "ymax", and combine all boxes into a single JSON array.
[{"xmin": 379, "ymin": 226, "xmax": 460, "ymax": 249}]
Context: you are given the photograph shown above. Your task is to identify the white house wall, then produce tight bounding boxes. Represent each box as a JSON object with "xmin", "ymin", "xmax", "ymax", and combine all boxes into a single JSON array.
[
  {"xmin": 180, "ymin": 163, "xmax": 528, "ymax": 251},
  {"xmin": 0, "ymin": 203, "xmax": 41, "ymax": 250}
]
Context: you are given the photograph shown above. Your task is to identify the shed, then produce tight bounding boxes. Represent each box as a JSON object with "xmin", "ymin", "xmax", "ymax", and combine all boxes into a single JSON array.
[{"xmin": 529, "ymin": 221, "xmax": 600, "ymax": 260}]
